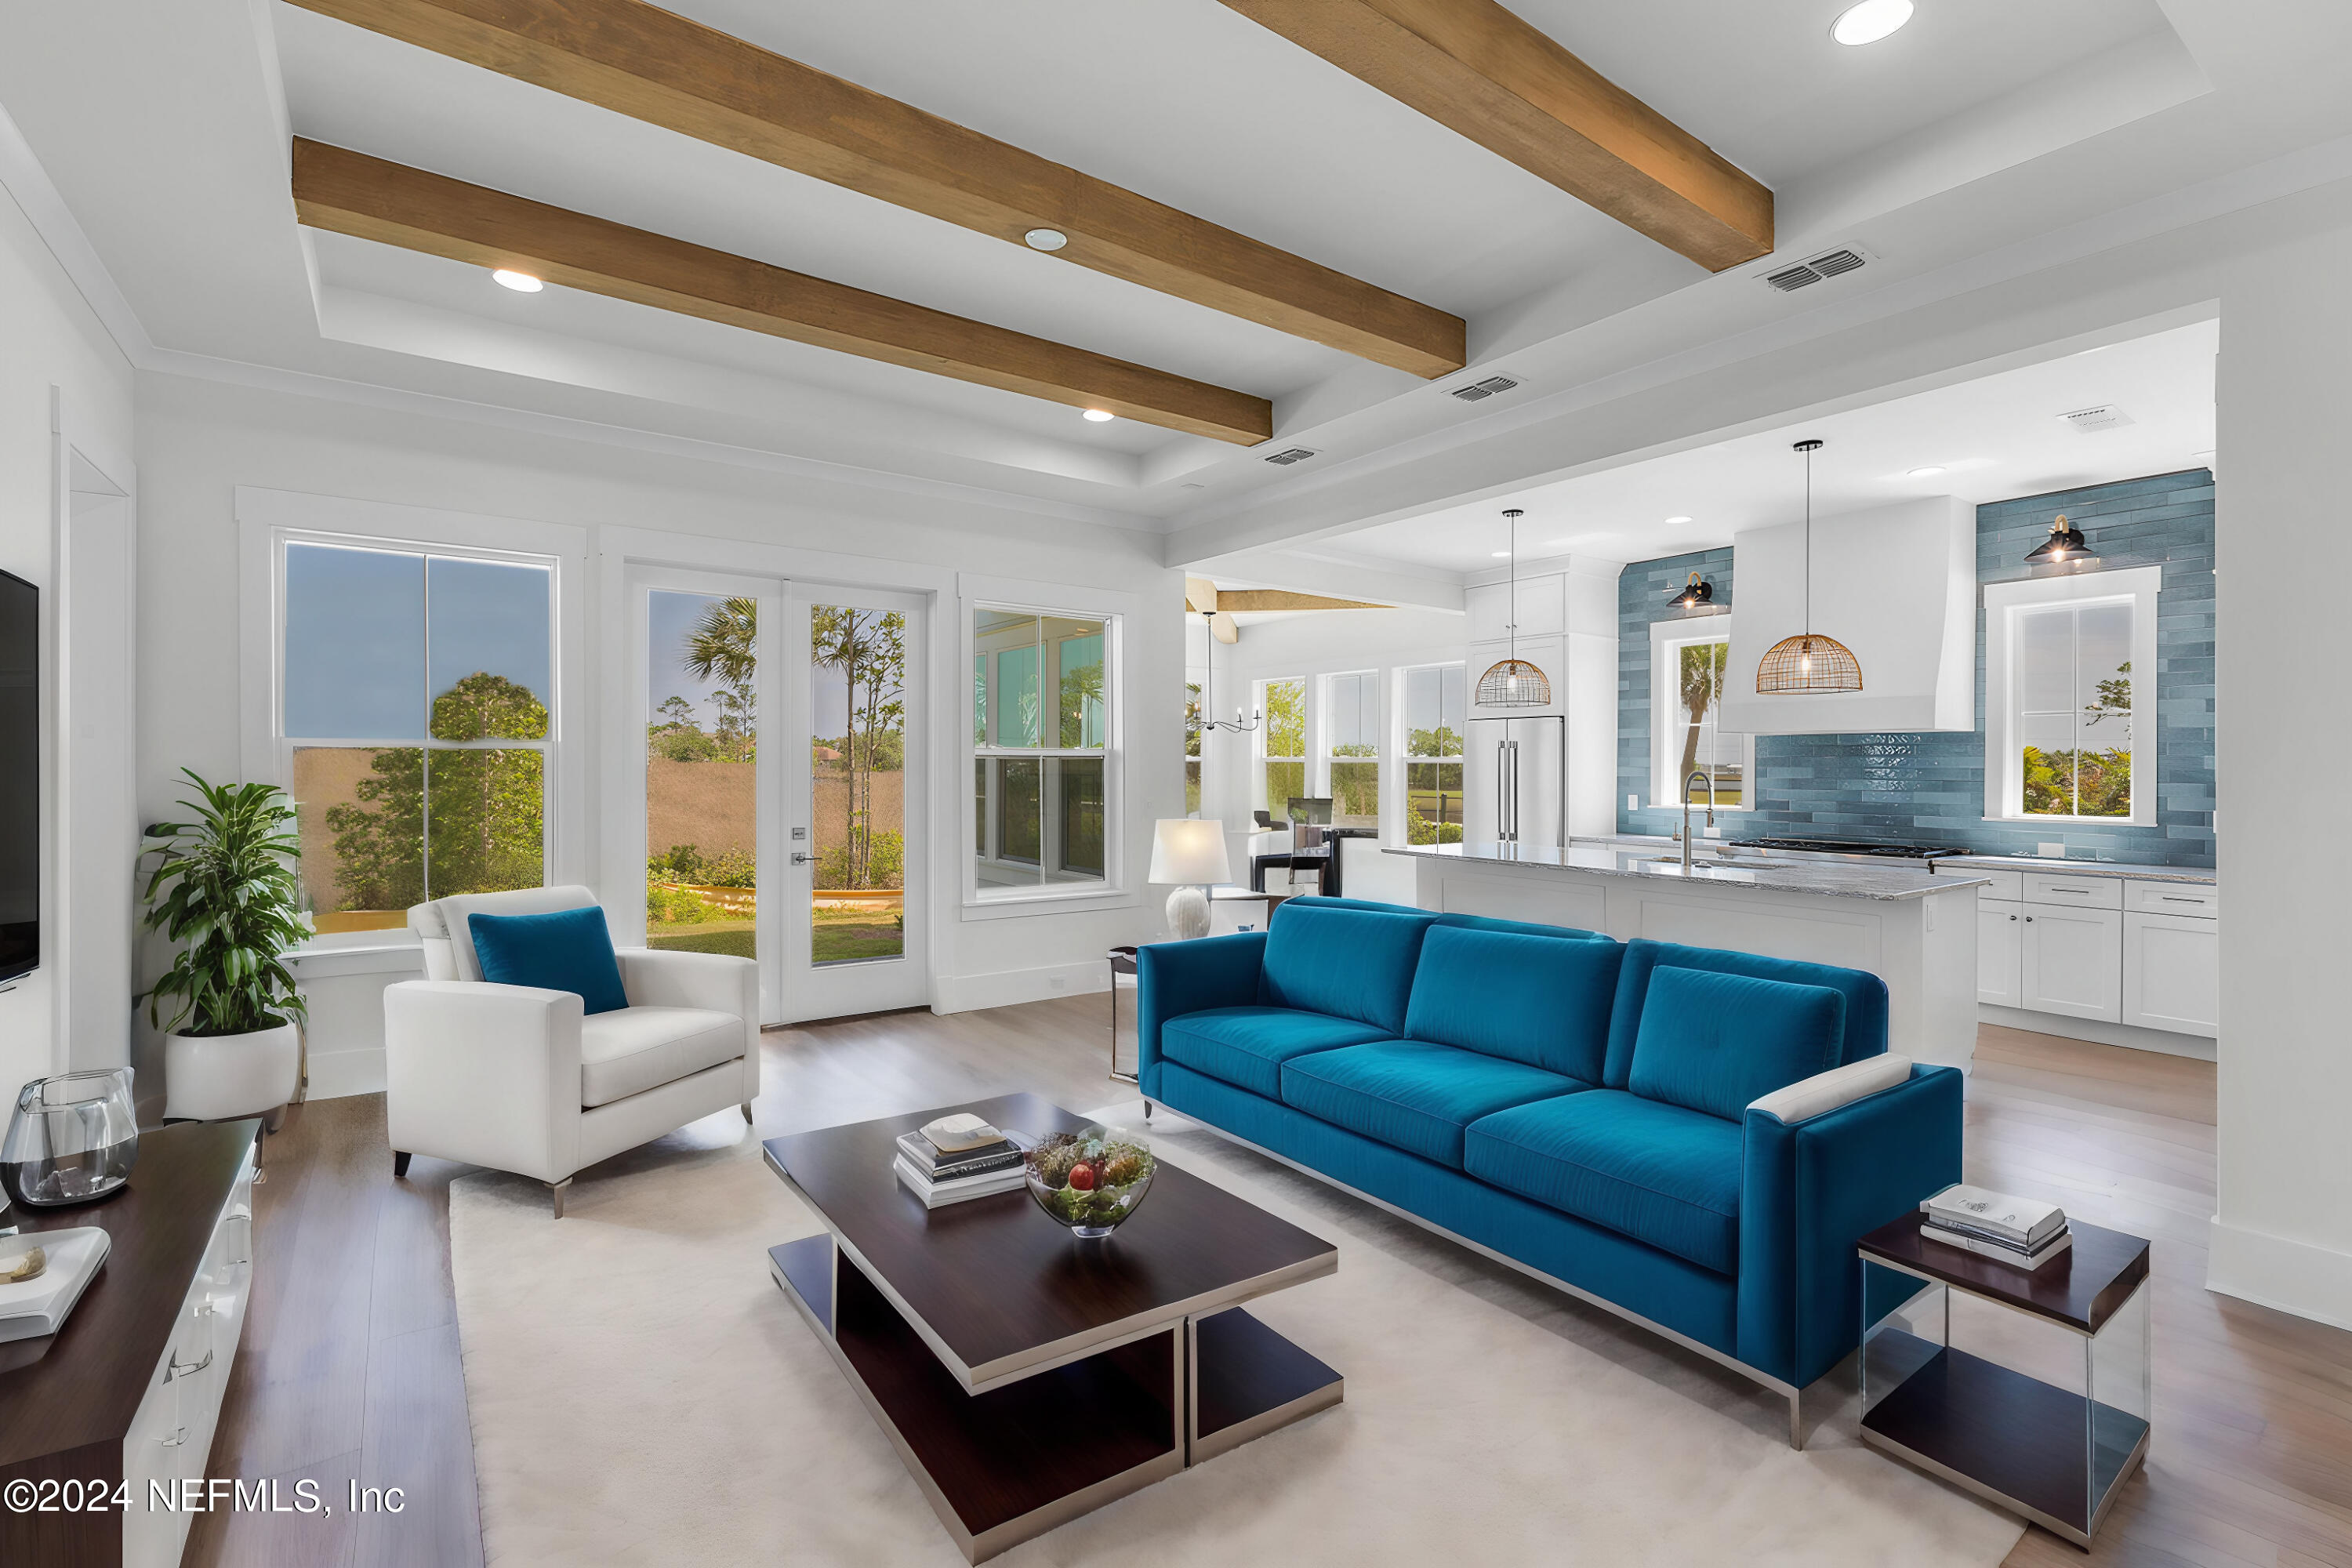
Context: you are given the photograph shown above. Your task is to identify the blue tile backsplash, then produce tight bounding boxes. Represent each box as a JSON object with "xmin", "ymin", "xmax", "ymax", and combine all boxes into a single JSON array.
[{"xmin": 1616, "ymin": 470, "xmax": 2215, "ymax": 868}]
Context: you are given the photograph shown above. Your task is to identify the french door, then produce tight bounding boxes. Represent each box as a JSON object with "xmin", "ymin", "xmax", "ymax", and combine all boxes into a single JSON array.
[
  {"xmin": 631, "ymin": 570, "xmax": 925, "ymax": 1025},
  {"xmin": 780, "ymin": 583, "xmax": 927, "ymax": 1020}
]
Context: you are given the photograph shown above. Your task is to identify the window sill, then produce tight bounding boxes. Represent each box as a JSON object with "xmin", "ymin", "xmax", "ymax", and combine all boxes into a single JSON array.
[
  {"xmin": 1981, "ymin": 815, "xmax": 2158, "ymax": 829},
  {"xmin": 284, "ymin": 938, "xmax": 425, "ymax": 979},
  {"xmin": 960, "ymin": 887, "xmax": 1140, "ymax": 921}
]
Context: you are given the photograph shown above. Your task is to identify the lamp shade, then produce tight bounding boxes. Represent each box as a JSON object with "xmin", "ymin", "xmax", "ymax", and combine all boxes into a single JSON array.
[{"xmin": 1148, "ymin": 818, "xmax": 1232, "ymax": 885}]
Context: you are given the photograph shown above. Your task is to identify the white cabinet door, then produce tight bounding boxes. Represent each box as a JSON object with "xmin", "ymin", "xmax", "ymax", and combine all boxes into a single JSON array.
[
  {"xmin": 2122, "ymin": 911, "xmax": 2220, "ymax": 1037},
  {"xmin": 1466, "ymin": 575, "xmax": 1566, "ymax": 643},
  {"xmin": 2020, "ymin": 903, "xmax": 2124, "ymax": 1022},
  {"xmin": 1977, "ymin": 898, "xmax": 2024, "ymax": 1007}
]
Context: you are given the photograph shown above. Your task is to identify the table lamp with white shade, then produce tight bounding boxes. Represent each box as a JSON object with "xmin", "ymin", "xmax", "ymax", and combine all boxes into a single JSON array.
[{"xmin": 1148, "ymin": 818, "xmax": 1232, "ymax": 940}]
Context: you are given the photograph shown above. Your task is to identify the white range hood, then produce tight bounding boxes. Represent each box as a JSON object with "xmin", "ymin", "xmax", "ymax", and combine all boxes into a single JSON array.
[{"xmin": 1719, "ymin": 496, "xmax": 1975, "ymax": 735}]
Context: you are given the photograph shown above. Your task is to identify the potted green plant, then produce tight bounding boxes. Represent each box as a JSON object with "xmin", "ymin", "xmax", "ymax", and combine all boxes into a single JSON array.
[{"xmin": 143, "ymin": 771, "xmax": 311, "ymax": 1126}]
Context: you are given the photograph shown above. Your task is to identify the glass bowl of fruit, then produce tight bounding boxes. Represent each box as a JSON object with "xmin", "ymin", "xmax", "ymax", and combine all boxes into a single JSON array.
[{"xmin": 1023, "ymin": 1125, "xmax": 1156, "ymax": 1239}]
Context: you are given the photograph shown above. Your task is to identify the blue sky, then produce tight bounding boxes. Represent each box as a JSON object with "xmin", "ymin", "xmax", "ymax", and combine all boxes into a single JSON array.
[{"xmin": 284, "ymin": 545, "xmax": 551, "ymax": 739}]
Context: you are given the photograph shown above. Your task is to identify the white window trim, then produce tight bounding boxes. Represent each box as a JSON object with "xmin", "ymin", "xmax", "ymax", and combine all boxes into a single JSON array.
[
  {"xmin": 1319, "ymin": 668, "xmax": 1381, "ymax": 829},
  {"xmin": 1983, "ymin": 564, "xmax": 2161, "ymax": 827},
  {"xmin": 1254, "ymin": 675, "xmax": 1308, "ymax": 819},
  {"xmin": 1648, "ymin": 615, "xmax": 1755, "ymax": 811},
  {"xmin": 236, "ymin": 487, "xmax": 587, "ymax": 956},
  {"xmin": 959, "ymin": 590, "xmax": 1129, "ymax": 914},
  {"xmin": 1393, "ymin": 661, "xmax": 1467, "ymax": 846}
]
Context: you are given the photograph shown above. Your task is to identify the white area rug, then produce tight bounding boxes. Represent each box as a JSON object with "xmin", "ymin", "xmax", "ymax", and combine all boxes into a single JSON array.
[{"xmin": 448, "ymin": 1109, "xmax": 2024, "ymax": 1566}]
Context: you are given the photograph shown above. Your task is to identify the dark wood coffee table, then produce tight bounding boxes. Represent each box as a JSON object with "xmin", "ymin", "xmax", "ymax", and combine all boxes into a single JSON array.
[{"xmin": 761, "ymin": 1093, "xmax": 1341, "ymax": 1563}]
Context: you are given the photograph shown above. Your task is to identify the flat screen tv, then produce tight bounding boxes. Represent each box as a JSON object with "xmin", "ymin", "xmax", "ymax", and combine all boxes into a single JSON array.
[{"xmin": 0, "ymin": 568, "xmax": 35, "ymax": 984}]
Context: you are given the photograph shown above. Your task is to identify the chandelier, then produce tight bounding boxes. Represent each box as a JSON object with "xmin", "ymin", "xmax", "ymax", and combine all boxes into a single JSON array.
[
  {"xmin": 1476, "ymin": 509, "xmax": 1552, "ymax": 707},
  {"xmin": 1189, "ymin": 609, "xmax": 1259, "ymax": 733}
]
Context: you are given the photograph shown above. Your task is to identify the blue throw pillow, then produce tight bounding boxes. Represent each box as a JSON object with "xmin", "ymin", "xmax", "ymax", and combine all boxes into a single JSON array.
[
  {"xmin": 1628, "ymin": 966, "xmax": 1844, "ymax": 1120},
  {"xmin": 468, "ymin": 906, "xmax": 629, "ymax": 1015}
]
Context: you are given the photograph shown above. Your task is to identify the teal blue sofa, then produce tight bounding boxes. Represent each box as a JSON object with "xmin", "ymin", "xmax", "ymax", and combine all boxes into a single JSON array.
[{"xmin": 1136, "ymin": 896, "xmax": 1962, "ymax": 1443}]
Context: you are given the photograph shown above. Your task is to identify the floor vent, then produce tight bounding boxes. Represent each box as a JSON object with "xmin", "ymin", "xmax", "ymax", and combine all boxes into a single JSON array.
[
  {"xmin": 1448, "ymin": 373, "xmax": 1521, "ymax": 401},
  {"xmin": 2059, "ymin": 405, "xmax": 2135, "ymax": 434},
  {"xmin": 1261, "ymin": 447, "xmax": 1319, "ymax": 466},
  {"xmin": 1762, "ymin": 245, "xmax": 1873, "ymax": 292}
]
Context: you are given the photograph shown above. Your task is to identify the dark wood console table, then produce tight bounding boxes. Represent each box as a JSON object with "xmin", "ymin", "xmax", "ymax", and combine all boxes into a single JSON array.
[{"xmin": 1, "ymin": 1120, "xmax": 259, "ymax": 1567}]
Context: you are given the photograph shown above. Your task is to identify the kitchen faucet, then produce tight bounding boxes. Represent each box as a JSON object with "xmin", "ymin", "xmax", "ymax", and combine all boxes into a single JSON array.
[{"xmin": 1680, "ymin": 770, "xmax": 1716, "ymax": 873}]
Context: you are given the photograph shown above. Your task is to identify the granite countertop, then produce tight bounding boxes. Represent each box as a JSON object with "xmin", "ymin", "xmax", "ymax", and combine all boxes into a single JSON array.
[
  {"xmin": 1926, "ymin": 853, "xmax": 2216, "ymax": 885},
  {"xmin": 1384, "ymin": 840, "xmax": 1991, "ymax": 902}
]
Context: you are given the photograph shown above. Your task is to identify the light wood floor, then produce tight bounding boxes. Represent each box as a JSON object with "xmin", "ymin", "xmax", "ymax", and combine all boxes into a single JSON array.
[{"xmin": 185, "ymin": 1006, "xmax": 2351, "ymax": 1567}]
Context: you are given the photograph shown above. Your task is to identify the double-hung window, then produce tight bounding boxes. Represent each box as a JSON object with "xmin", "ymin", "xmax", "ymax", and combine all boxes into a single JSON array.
[
  {"xmin": 1401, "ymin": 663, "xmax": 1465, "ymax": 844},
  {"xmin": 1258, "ymin": 677, "xmax": 1306, "ymax": 818},
  {"xmin": 1650, "ymin": 619, "xmax": 1752, "ymax": 808},
  {"xmin": 1984, "ymin": 567, "xmax": 2159, "ymax": 824},
  {"xmin": 971, "ymin": 607, "xmax": 1113, "ymax": 898},
  {"xmin": 1323, "ymin": 671, "xmax": 1381, "ymax": 829},
  {"xmin": 281, "ymin": 538, "xmax": 557, "ymax": 933}
]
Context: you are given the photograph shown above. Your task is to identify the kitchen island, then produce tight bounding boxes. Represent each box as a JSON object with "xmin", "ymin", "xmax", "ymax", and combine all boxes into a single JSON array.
[{"xmin": 1389, "ymin": 840, "xmax": 1990, "ymax": 1072}]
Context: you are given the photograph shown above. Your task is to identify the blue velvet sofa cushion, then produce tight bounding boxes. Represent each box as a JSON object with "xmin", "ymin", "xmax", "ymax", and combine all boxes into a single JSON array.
[
  {"xmin": 1604, "ymin": 939, "xmax": 1888, "ymax": 1087},
  {"xmin": 1259, "ymin": 903, "xmax": 1436, "ymax": 1034},
  {"xmin": 1465, "ymin": 1091, "xmax": 1744, "ymax": 1274},
  {"xmin": 1627, "ymin": 967, "xmax": 1845, "ymax": 1122},
  {"xmin": 1159, "ymin": 1007, "xmax": 1390, "ymax": 1100},
  {"xmin": 1402, "ymin": 926, "xmax": 1624, "ymax": 1080},
  {"xmin": 467, "ymin": 906, "xmax": 628, "ymax": 1014},
  {"xmin": 1279, "ymin": 1039, "xmax": 1590, "ymax": 1168}
]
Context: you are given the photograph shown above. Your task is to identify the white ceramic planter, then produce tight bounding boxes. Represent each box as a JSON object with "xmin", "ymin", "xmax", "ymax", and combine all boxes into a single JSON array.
[{"xmin": 164, "ymin": 1021, "xmax": 299, "ymax": 1123}]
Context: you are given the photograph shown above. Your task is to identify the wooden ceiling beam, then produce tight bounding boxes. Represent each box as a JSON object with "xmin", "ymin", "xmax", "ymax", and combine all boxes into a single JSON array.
[
  {"xmin": 1214, "ymin": 590, "xmax": 1385, "ymax": 612},
  {"xmin": 285, "ymin": 0, "xmax": 1468, "ymax": 378},
  {"xmin": 1218, "ymin": 0, "xmax": 1773, "ymax": 271},
  {"xmin": 291, "ymin": 139, "xmax": 1275, "ymax": 445}
]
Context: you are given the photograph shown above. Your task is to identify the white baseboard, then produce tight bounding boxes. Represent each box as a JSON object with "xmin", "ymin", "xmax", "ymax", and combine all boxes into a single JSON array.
[
  {"xmin": 1978, "ymin": 1005, "xmax": 2216, "ymax": 1062},
  {"xmin": 931, "ymin": 960, "xmax": 1109, "ymax": 1015},
  {"xmin": 2207, "ymin": 1218, "xmax": 2352, "ymax": 1333},
  {"xmin": 303, "ymin": 1047, "xmax": 387, "ymax": 1101}
]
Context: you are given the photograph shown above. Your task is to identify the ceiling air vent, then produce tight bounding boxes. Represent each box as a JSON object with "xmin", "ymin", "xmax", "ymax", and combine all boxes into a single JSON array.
[
  {"xmin": 1761, "ymin": 245, "xmax": 1874, "ymax": 292},
  {"xmin": 1261, "ymin": 447, "xmax": 1319, "ymax": 466},
  {"xmin": 1448, "ymin": 373, "xmax": 1521, "ymax": 402},
  {"xmin": 2059, "ymin": 405, "xmax": 2136, "ymax": 434}
]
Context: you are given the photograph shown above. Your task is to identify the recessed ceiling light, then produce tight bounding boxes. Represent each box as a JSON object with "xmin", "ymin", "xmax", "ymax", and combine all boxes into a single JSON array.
[
  {"xmin": 1490, "ymin": 550, "xmax": 1511, "ymax": 558},
  {"xmin": 1664, "ymin": 515, "xmax": 1693, "ymax": 525},
  {"xmin": 1025, "ymin": 228, "xmax": 1069, "ymax": 252},
  {"xmin": 1082, "ymin": 408, "xmax": 1115, "ymax": 423},
  {"xmin": 1907, "ymin": 466, "xmax": 1946, "ymax": 477},
  {"xmin": 1831, "ymin": 0, "xmax": 1913, "ymax": 46},
  {"xmin": 492, "ymin": 268, "xmax": 543, "ymax": 292}
]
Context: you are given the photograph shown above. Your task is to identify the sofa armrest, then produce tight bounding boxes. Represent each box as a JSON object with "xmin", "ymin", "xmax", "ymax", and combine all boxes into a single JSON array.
[
  {"xmin": 1736, "ymin": 1064, "xmax": 1962, "ymax": 1388},
  {"xmin": 1748, "ymin": 1055, "xmax": 1912, "ymax": 1124},
  {"xmin": 383, "ymin": 981, "xmax": 584, "ymax": 1183},
  {"xmin": 1134, "ymin": 931, "xmax": 1267, "ymax": 1098},
  {"xmin": 617, "ymin": 948, "xmax": 757, "ymax": 1025}
]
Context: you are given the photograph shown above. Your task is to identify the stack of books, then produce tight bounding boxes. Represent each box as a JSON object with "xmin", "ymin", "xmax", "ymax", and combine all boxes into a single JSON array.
[
  {"xmin": 1920, "ymin": 1184, "xmax": 2072, "ymax": 1271},
  {"xmin": 893, "ymin": 1114, "xmax": 1029, "ymax": 1209}
]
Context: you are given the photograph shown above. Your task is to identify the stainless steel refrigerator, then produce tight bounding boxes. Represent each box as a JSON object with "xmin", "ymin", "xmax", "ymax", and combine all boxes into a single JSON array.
[{"xmin": 1463, "ymin": 713, "xmax": 1567, "ymax": 848}]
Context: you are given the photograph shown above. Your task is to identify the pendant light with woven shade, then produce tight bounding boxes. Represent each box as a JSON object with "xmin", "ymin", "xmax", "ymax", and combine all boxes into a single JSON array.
[
  {"xmin": 1477, "ymin": 508, "xmax": 1552, "ymax": 707},
  {"xmin": 1756, "ymin": 438, "xmax": 1863, "ymax": 694}
]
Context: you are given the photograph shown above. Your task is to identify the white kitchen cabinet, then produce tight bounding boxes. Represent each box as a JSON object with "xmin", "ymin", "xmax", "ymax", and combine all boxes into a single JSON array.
[
  {"xmin": 2122, "ymin": 911, "xmax": 2221, "ymax": 1036},
  {"xmin": 1466, "ymin": 574, "xmax": 1566, "ymax": 643},
  {"xmin": 2020, "ymin": 902, "xmax": 2125, "ymax": 1022},
  {"xmin": 1977, "ymin": 899, "xmax": 2024, "ymax": 1007}
]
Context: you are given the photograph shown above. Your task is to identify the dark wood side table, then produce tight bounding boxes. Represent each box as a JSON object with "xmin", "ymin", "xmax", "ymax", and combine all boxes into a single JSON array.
[{"xmin": 1857, "ymin": 1214, "xmax": 2153, "ymax": 1548}]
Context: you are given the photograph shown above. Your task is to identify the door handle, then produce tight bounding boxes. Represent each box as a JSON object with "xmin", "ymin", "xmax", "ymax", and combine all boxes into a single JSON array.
[{"xmin": 791, "ymin": 852, "xmax": 816, "ymax": 865}]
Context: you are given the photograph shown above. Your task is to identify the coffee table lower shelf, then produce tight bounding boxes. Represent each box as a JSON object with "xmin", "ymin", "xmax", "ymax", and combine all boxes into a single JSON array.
[{"xmin": 769, "ymin": 1234, "xmax": 1341, "ymax": 1563}]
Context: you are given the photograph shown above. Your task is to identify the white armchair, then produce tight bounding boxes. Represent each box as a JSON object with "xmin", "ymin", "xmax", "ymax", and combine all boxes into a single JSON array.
[{"xmin": 385, "ymin": 886, "xmax": 760, "ymax": 1216}]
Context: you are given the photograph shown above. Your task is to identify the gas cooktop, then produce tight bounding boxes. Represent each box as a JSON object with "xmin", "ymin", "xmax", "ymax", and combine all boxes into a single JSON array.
[{"xmin": 1727, "ymin": 837, "xmax": 1968, "ymax": 859}]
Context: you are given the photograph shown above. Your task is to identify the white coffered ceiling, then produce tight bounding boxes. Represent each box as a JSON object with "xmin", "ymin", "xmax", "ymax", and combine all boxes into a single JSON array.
[{"xmin": 0, "ymin": 0, "xmax": 2342, "ymax": 535}]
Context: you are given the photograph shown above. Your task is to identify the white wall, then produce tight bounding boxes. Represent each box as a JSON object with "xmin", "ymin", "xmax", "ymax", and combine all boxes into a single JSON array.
[
  {"xmin": 0, "ymin": 164, "xmax": 136, "ymax": 1113},
  {"xmin": 2209, "ymin": 216, "xmax": 2352, "ymax": 1330},
  {"xmin": 132, "ymin": 373, "xmax": 1185, "ymax": 1087}
]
